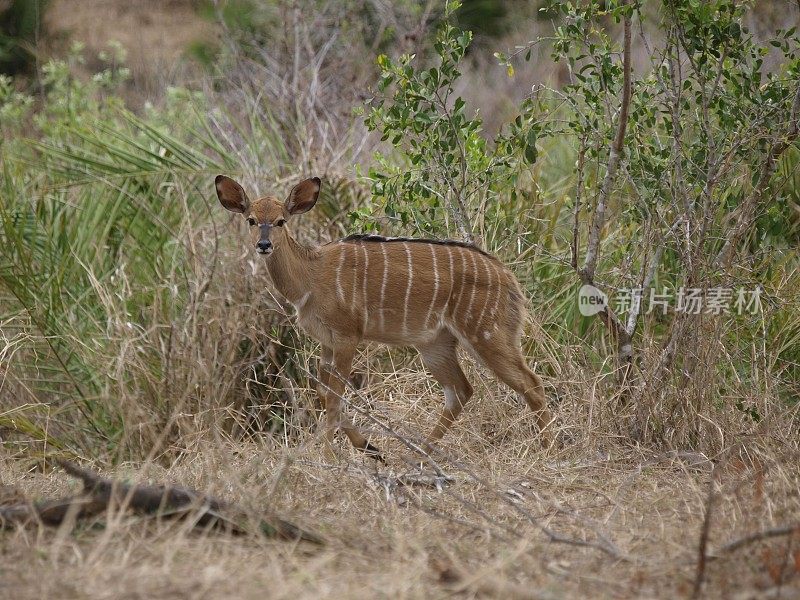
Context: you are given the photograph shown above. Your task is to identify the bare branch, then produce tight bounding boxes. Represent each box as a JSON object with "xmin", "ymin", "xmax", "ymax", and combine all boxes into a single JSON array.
[
  {"xmin": 0, "ymin": 461, "xmax": 323, "ymax": 544},
  {"xmin": 717, "ymin": 524, "xmax": 800, "ymax": 555},
  {"xmin": 572, "ymin": 0, "xmax": 635, "ymax": 372},
  {"xmin": 625, "ymin": 239, "xmax": 663, "ymax": 338},
  {"xmin": 571, "ymin": 136, "xmax": 587, "ymax": 270},
  {"xmin": 692, "ymin": 466, "xmax": 718, "ymax": 599},
  {"xmin": 580, "ymin": 0, "xmax": 633, "ymax": 284}
]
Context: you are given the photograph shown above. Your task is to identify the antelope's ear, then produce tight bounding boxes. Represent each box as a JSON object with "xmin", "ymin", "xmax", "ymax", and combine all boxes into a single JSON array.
[
  {"xmin": 285, "ymin": 177, "xmax": 321, "ymax": 215},
  {"xmin": 215, "ymin": 175, "xmax": 251, "ymax": 214}
]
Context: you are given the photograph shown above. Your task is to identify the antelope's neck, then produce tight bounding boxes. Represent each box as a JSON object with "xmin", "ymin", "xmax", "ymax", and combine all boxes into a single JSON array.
[{"xmin": 265, "ymin": 234, "xmax": 318, "ymax": 306}]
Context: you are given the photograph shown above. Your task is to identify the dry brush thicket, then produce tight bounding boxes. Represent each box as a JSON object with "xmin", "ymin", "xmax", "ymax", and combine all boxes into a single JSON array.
[{"xmin": 1, "ymin": 1, "xmax": 799, "ymax": 598}]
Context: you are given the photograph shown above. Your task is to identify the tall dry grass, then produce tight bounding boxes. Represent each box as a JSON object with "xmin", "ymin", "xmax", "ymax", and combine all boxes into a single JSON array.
[{"xmin": 2, "ymin": 387, "xmax": 798, "ymax": 598}]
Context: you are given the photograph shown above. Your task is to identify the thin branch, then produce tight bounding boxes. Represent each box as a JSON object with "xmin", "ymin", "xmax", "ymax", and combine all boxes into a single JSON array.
[
  {"xmin": 433, "ymin": 88, "xmax": 474, "ymax": 243},
  {"xmin": 571, "ymin": 136, "xmax": 587, "ymax": 270},
  {"xmin": 624, "ymin": 238, "xmax": 663, "ymax": 338},
  {"xmin": 579, "ymin": 0, "xmax": 633, "ymax": 284},
  {"xmin": 717, "ymin": 524, "xmax": 800, "ymax": 555},
  {"xmin": 575, "ymin": 1, "xmax": 633, "ymax": 359},
  {"xmin": 692, "ymin": 465, "xmax": 718, "ymax": 599}
]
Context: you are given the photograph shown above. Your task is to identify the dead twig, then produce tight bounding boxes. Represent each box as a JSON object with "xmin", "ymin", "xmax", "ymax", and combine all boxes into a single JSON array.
[
  {"xmin": 716, "ymin": 524, "xmax": 800, "ymax": 556},
  {"xmin": 579, "ymin": 0, "xmax": 632, "ymax": 285},
  {"xmin": 0, "ymin": 460, "xmax": 323, "ymax": 544}
]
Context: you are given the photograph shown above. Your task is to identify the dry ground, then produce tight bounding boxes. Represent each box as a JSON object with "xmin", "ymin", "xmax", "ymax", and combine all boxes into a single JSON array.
[
  {"xmin": 43, "ymin": 0, "xmax": 213, "ymax": 106},
  {"xmin": 1, "ymin": 366, "xmax": 798, "ymax": 600}
]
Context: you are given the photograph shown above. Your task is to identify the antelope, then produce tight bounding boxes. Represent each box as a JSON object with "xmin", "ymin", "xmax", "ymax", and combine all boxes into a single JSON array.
[{"xmin": 215, "ymin": 175, "xmax": 553, "ymax": 460}]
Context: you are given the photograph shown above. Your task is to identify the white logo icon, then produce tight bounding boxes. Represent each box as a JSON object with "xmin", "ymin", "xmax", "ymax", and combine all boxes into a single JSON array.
[{"xmin": 578, "ymin": 284, "xmax": 608, "ymax": 316}]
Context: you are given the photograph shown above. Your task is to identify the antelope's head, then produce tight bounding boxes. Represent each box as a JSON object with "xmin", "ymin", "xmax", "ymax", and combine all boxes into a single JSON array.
[{"xmin": 215, "ymin": 175, "xmax": 321, "ymax": 256}]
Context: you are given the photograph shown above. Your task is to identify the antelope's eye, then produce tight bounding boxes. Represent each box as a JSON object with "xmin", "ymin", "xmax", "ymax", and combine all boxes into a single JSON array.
[
  {"xmin": 247, "ymin": 217, "xmax": 257, "ymax": 226},
  {"xmin": 274, "ymin": 218, "xmax": 286, "ymax": 227}
]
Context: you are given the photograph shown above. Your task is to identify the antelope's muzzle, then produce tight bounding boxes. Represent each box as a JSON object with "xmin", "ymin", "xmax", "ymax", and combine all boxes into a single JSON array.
[{"xmin": 257, "ymin": 222, "xmax": 273, "ymax": 255}]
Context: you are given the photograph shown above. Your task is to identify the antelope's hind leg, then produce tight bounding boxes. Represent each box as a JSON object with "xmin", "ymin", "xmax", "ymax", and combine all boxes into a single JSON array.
[
  {"xmin": 418, "ymin": 331, "xmax": 474, "ymax": 450},
  {"xmin": 319, "ymin": 343, "xmax": 384, "ymax": 462},
  {"xmin": 469, "ymin": 336, "xmax": 554, "ymax": 448}
]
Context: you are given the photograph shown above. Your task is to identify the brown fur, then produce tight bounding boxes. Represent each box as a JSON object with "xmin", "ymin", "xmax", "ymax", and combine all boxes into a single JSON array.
[{"xmin": 215, "ymin": 176, "xmax": 553, "ymax": 459}]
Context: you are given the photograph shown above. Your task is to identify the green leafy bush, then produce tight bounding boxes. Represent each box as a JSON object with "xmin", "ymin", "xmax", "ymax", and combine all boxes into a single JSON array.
[
  {"xmin": 362, "ymin": 1, "xmax": 542, "ymax": 242},
  {"xmin": 363, "ymin": 0, "xmax": 800, "ymax": 444}
]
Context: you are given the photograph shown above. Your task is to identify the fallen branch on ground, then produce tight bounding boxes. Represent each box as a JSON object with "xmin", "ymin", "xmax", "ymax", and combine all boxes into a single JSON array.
[
  {"xmin": 0, "ymin": 460, "xmax": 323, "ymax": 545},
  {"xmin": 715, "ymin": 524, "xmax": 800, "ymax": 556}
]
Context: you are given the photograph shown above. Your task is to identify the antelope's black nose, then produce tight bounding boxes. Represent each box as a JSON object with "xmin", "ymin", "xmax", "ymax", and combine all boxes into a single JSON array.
[{"xmin": 257, "ymin": 240, "xmax": 272, "ymax": 252}]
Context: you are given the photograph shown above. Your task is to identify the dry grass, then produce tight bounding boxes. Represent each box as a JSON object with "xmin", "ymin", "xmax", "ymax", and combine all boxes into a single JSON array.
[{"xmin": 2, "ymin": 357, "xmax": 799, "ymax": 599}]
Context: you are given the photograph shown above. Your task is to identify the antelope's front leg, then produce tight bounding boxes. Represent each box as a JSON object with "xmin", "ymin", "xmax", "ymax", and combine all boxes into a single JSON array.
[
  {"xmin": 323, "ymin": 344, "xmax": 384, "ymax": 462},
  {"xmin": 315, "ymin": 346, "xmax": 334, "ymax": 411}
]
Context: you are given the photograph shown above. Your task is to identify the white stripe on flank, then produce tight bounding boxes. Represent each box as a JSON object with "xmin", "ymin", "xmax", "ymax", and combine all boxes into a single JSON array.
[
  {"xmin": 446, "ymin": 246, "xmax": 455, "ymax": 304},
  {"xmin": 452, "ymin": 247, "xmax": 468, "ymax": 321},
  {"xmin": 402, "ymin": 242, "xmax": 414, "ymax": 333},
  {"xmin": 335, "ymin": 244, "xmax": 346, "ymax": 303},
  {"xmin": 475, "ymin": 256, "xmax": 493, "ymax": 329},
  {"xmin": 463, "ymin": 249, "xmax": 479, "ymax": 329},
  {"xmin": 487, "ymin": 264, "xmax": 503, "ymax": 326},
  {"xmin": 379, "ymin": 243, "xmax": 389, "ymax": 332},
  {"xmin": 423, "ymin": 243, "xmax": 440, "ymax": 328},
  {"xmin": 361, "ymin": 244, "xmax": 370, "ymax": 332}
]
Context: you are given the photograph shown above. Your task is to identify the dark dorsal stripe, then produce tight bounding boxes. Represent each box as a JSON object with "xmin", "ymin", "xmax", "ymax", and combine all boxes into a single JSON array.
[{"xmin": 341, "ymin": 234, "xmax": 495, "ymax": 259}]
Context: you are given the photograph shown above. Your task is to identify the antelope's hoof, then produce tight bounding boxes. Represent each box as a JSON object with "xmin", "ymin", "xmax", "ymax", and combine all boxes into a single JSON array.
[{"xmin": 362, "ymin": 442, "xmax": 385, "ymax": 463}]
